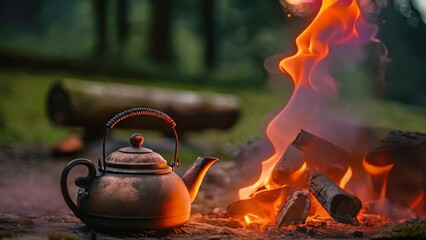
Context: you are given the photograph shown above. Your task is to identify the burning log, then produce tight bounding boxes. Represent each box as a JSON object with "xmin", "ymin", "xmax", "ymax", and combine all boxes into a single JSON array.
[
  {"xmin": 268, "ymin": 145, "xmax": 306, "ymax": 188},
  {"xmin": 364, "ymin": 130, "xmax": 426, "ymax": 212},
  {"xmin": 362, "ymin": 199, "xmax": 417, "ymax": 219},
  {"xmin": 275, "ymin": 190, "xmax": 311, "ymax": 227},
  {"xmin": 307, "ymin": 171, "xmax": 361, "ymax": 225},
  {"xmin": 293, "ymin": 130, "xmax": 357, "ymax": 181},
  {"xmin": 292, "ymin": 130, "xmax": 353, "ymax": 160},
  {"xmin": 227, "ymin": 186, "xmax": 289, "ymax": 221},
  {"xmin": 269, "ymin": 130, "xmax": 357, "ymax": 188},
  {"xmin": 47, "ymin": 79, "xmax": 240, "ymax": 136},
  {"xmin": 227, "ymin": 199, "xmax": 266, "ymax": 219},
  {"xmin": 365, "ymin": 130, "xmax": 426, "ymax": 169}
]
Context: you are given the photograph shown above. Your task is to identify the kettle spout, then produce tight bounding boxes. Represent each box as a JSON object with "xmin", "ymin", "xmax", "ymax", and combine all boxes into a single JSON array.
[{"xmin": 182, "ymin": 156, "xmax": 219, "ymax": 203}]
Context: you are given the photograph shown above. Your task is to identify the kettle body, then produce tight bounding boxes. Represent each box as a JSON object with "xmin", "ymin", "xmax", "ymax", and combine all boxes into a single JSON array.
[{"xmin": 61, "ymin": 108, "xmax": 218, "ymax": 231}]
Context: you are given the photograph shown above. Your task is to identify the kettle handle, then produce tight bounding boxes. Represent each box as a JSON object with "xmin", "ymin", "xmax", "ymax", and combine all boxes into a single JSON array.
[
  {"xmin": 60, "ymin": 158, "xmax": 97, "ymax": 218},
  {"xmin": 101, "ymin": 107, "xmax": 179, "ymax": 172}
]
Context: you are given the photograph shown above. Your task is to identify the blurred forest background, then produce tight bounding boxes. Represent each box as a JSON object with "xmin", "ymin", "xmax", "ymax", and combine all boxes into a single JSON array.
[{"xmin": 0, "ymin": 0, "xmax": 425, "ymax": 151}]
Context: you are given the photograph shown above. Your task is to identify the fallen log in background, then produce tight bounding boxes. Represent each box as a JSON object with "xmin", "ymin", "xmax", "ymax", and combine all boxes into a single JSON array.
[
  {"xmin": 307, "ymin": 171, "xmax": 361, "ymax": 225},
  {"xmin": 47, "ymin": 79, "xmax": 240, "ymax": 136}
]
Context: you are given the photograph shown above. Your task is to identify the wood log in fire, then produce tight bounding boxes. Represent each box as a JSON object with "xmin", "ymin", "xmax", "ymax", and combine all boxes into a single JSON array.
[
  {"xmin": 292, "ymin": 129, "xmax": 358, "ymax": 182},
  {"xmin": 364, "ymin": 130, "xmax": 426, "ymax": 211},
  {"xmin": 275, "ymin": 190, "xmax": 311, "ymax": 227},
  {"xmin": 307, "ymin": 171, "xmax": 361, "ymax": 225},
  {"xmin": 227, "ymin": 186, "xmax": 289, "ymax": 221},
  {"xmin": 47, "ymin": 79, "xmax": 240, "ymax": 135},
  {"xmin": 226, "ymin": 198, "xmax": 266, "ymax": 219},
  {"xmin": 268, "ymin": 145, "xmax": 305, "ymax": 188},
  {"xmin": 269, "ymin": 130, "xmax": 358, "ymax": 188}
]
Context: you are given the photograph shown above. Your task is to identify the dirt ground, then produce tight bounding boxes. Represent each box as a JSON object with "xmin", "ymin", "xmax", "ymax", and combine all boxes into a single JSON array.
[{"xmin": 0, "ymin": 145, "xmax": 425, "ymax": 239}]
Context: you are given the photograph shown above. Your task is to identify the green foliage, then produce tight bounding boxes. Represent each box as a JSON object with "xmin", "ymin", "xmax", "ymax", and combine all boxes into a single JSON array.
[
  {"xmin": 0, "ymin": 0, "xmax": 296, "ymax": 87},
  {"xmin": 0, "ymin": 71, "xmax": 72, "ymax": 144},
  {"xmin": 373, "ymin": 220, "xmax": 426, "ymax": 240},
  {"xmin": 0, "ymin": 0, "xmax": 425, "ymax": 106}
]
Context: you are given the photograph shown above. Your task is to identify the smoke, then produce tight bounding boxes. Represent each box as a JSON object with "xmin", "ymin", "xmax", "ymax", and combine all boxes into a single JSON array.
[
  {"xmin": 257, "ymin": 0, "xmax": 424, "ymax": 219},
  {"xmin": 278, "ymin": 0, "xmax": 321, "ymax": 16},
  {"xmin": 263, "ymin": 0, "xmax": 393, "ymax": 155},
  {"xmin": 279, "ymin": 0, "xmax": 389, "ymax": 18}
]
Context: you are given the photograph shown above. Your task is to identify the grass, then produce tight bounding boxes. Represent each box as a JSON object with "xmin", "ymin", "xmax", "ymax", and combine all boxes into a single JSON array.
[
  {"xmin": 372, "ymin": 220, "xmax": 426, "ymax": 240},
  {"xmin": 0, "ymin": 71, "xmax": 72, "ymax": 144},
  {"xmin": 0, "ymin": 69, "xmax": 425, "ymax": 162},
  {"xmin": 0, "ymin": 70, "xmax": 285, "ymax": 163}
]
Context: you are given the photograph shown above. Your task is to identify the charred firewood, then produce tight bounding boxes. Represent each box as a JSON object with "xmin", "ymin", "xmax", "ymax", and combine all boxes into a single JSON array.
[
  {"xmin": 268, "ymin": 145, "xmax": 306, "ymax": 188},
  {"xmin": 362, "ymin": 199, "xmax": 416, "ymax": 219},
  {"xmin": 251, "ymin": 185, "xmax": 289, "ymax": 203},
  {"xmin": 227, "ymin": 186, "xmax": 289, "ymax": 220},
  {"xmin": 293, "ymin": 130, "xmax": 357, "ymax": 181},
  {"xmin": 365, "ymin": 130, "xmax": 426, "ymax": 211},
  {"xmin": 269, "ymin": 130, "xmax": 358, "ymax": 189},
  {"xmin": 227, "ymin": 198, "xmax": 266, "ymax": 219},
  {"xmin": 292, "ymin": 130, "xmax": 353, "ymax": 161},
  {"xmin": 275, "ymin": 190, "xmax": 311, "ymax": 227},
  {"xmin": 307, "ymin": 171, "xmax": 361, "ymax": 225}
]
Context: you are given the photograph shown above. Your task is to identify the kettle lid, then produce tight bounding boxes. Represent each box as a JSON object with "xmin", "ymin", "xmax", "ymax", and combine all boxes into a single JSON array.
[{"xmin": 105, "ymin": 133, "xmax": 171, "ymax": 174}]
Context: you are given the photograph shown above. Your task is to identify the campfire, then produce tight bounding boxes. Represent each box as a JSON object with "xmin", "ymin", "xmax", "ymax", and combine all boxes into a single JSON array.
[
  {"xmin": 225, "ymin": 0, "xmax": 425, "ymax": 230},
  {"xmin": 1, "ymin": 0, "xmax": 426, "ymax": 239}
]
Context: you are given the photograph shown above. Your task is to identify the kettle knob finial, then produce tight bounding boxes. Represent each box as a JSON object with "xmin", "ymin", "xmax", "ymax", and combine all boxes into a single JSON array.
[{"xmin": 130, "ymin": 133, "xmax": 144, "ymax": 148}]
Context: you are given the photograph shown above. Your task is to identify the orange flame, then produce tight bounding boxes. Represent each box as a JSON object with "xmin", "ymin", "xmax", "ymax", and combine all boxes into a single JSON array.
[
  {"xmin": 290, "ymin": 162, "xmax": 307, "ymax": 181},
  {"xmin": 239, "ymin": 0, "xmax": 377, "ymax": 200},
  {"xmin": 362, "ymin": 158, "xmax": 394, "ymax": 199},
  {"xmin": 339, "ymin": 166, "xmax": 352, "ymax": 190},
  {"xmin": 244, "ymin": 213, "xmax": 262, "ymax": 225},
  {"xmin": 362, "ymin": 158, "xmax": 394, "ymax": 176},
  {"xmin": 239, "ymin": 153, "xmax": 281, "ymax": 199},
  {"xmin": 409, "ymin": 191, "xmax": 424, "ymax": 210},
  {"xmin": 279, "ymin": 0, "xmax": 377, "ymax": 93}
]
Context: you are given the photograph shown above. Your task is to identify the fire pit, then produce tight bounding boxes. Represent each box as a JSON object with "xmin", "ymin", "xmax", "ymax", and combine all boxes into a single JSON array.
[
  {"xmin": 221, "ymin": 0, "xmax": 425, "ymax": 236},
  {"xmin": 227, "ymin": 130, "xmax": 425, "ymax": 226},
  {"xmin": 221, "ymin": 0, "xmax": 425, "ymax": 237}
]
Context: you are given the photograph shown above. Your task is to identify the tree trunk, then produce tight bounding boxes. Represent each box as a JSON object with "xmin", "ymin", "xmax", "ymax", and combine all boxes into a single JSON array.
[
  {"xmin": 117, "ymin": 0, "xmax": 129, "ymax": 51},
  {"xmin": 94, "ymin": 0, "xmax": 108, "ymax": 62},
  {"xmin": 202, "ymin": 0, "xmax": 215, "ymax": 70},
  {"xmin": 148, "ymin": 0, "xmax": 173, "ymax": 62}
]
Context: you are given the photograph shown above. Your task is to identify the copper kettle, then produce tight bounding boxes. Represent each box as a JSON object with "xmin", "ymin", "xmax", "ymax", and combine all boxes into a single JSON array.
[{"xmin": 60, "ymin": 108, "xmax": 219, "ymax": 231}]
